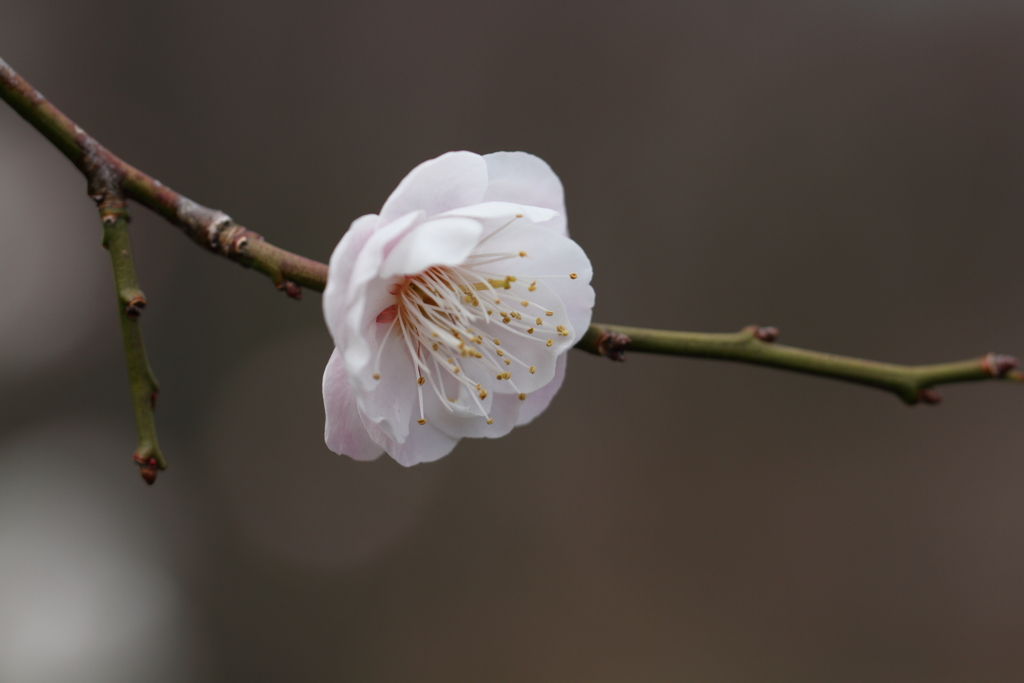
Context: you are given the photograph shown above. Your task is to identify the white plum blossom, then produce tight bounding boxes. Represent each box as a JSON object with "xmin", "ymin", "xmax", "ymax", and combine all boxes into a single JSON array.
[{"xmin": 322, "ymin": 151, "xmax": 594, "ymax": 466}]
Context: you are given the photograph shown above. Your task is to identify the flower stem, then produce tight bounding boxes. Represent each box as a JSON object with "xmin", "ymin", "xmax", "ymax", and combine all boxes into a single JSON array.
[{"xmin": 577, "ymin": 323, "xmax": 1021, "ymax": 404}]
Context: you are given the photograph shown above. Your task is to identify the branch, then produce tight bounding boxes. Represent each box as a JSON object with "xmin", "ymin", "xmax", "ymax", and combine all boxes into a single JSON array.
[
  {"xmin": 98, "ymin": 191, "xmax": 165, "ymax": 483},
  {"xmin": 0, "ymin": 56, "xmax": 325, "ymax": 298},
  {"xmin": 578, "ymin": 324, "xmax": 1021, "ymax": 404},
  {"xmin": 2, "ymin": 54, "xmax": 1020, "ymax": 412}
]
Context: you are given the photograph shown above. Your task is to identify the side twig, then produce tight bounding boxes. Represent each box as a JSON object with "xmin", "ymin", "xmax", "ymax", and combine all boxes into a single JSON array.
[
  {"xmin": 578, "ymin": 324, "xmax": 1021, "ymax": 404},
  {"xmin": 98, "ymin": 192, "xmax": 165, "ymax": 483}
]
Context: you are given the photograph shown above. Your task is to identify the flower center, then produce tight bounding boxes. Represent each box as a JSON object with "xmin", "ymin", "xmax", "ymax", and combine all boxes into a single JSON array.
[{"xmin": 371, "ymin": 224, "xmax": 578, "ymax": 427}]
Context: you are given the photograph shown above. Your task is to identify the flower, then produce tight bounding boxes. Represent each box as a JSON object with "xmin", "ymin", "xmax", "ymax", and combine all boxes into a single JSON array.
[{"xmin": 322, "ymin": 151, "xmax": 594, "ymax": 465}]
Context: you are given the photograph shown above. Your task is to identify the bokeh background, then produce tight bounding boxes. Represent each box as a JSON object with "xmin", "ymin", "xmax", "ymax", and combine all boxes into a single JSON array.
[{"xmin": 2, "ymin": 2, "xmax": 1023, "ymax": 681}]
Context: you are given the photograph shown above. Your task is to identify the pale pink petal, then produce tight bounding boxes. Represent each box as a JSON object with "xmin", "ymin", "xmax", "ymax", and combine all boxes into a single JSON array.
[
  {"xmin": 482, "ymin": 152, "xmax": 567, "ymax": 236},
  {"xmin": 322, "ymin": 214, "xmax": 378, "ymax": 347},
  {"xmin": 516, "ymin": 352, "xmax": 567, "ymax": 426},
  {"xmin": 323, "ymin": 349, "xmax": 385, "ymax": 460},
  {"xmin": 343, "ymin": 210, "xmax": 423, "ymax": 377},
  {"xmin": 354, "ymin": 325, "xmax": 417, "ymax": 444},
  {"xmin": 360, "ymin": 411, "xmax": 459, "ymax": 467},
  {"xmin": 380, "ymin": 216, "xmax": 483, "ymax": 279},
  {"xmin": 379, "ymin": 152, "xmax": 488, "ymax": 224}
]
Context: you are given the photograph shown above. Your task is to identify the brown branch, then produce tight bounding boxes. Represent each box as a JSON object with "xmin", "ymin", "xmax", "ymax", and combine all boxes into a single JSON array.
[{"xmin": 0, "ymin": 56, "xmax": 326, "ymax": 296}]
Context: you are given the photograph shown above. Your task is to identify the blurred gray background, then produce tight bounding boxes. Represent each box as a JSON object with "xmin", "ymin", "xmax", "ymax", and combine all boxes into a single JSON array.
[{"xmin": 1, "ymin": 1, "xmax": 1023, "ymax": 681}]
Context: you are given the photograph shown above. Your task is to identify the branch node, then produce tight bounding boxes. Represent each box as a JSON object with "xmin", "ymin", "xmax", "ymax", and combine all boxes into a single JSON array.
[
  {"xmin": 125, "ymin": 294, "xmax": 147, "ymax": 319},
  {"xmin": 281, "ymin": 280, "xmax": 302, "ymax": 300},
  {"xmin": 983, "ymin": 353, "xmax": 1018, "ymax": 378},
  {"xmin": 595, "ymin": 329, "xmax": 631, "ymax": 361},
  {"xmin": 917, "ymin": 388, "xmax": 943, "ymax": 405},
  {"xmin": 755, "ymin": 326, "xmax": 779, "ymax": 342}
]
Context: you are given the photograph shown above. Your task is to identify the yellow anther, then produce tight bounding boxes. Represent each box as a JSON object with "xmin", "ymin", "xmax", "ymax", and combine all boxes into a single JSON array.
[
  {"xmin": 479, "ymin": 389, "xmax": 488, "ymax": 399},
  {"xmin": 496, "ymin": 349, "xmax": 504, "ymax": 356},
  {"xmin": 527, "ymin": 327, "xmax": 534, "ymax": 334},
  {"xmin": 519, "ymin": 251, "xmax": 528, "ymax": 257},
  {"xmin": 569, "ymin": 273, "xmax": 578, "ymax": 279},
  {"xmin": 502, "ymin": 317, "xmax": 511, "ymax": 324},
  {"xmin": 536, "ymin": 317, "xmax": 542, "ymax": 324},
  {"xmin": 486, "ymin": 309, "xmax": 493, "ymax": 315},
  {"xmin": 504, "ymin": 359, "xmax": 511, "ymax": 365},
  {"xmin": 448, "ymin": 358, "xmax": 454, "ymax": 364},
  {"xmin": 515, "ymin": 213, "xmax": 523, "ymax": 218},
  {"xmin": 528, "ymin": 280, "xmax": 537, "ymax": 292},
  {"xmin": 476, "ymin": 383, "xmax": 482, "ymax": 390},
  {"xmin": 486, "ymin": 418, "xmax": 494, "ymax": 425},
  {"xmin": 432, "ymin": 343, "xmax": 439, "ymax": 351},
  {"xmin": 454, "ymin": 367, "xmax": 460, "ymax": 374},
  {"xmin": 503, "ymin": 371, "xmax": 511, "ymax": 379},
  {"xmin": 373, "ymin": 373, "xmax": 381, "ymax": 380},
  {"xmin": 545, "ymin": 311, "xmax": 554, "ymax": 316},
  {"xmin": 417, "ymin": 419, "xmax": 427, "ymax": 425},
  {"xmin": 493, "ymin": 339, "xmax": 500, "ymax": 345},
  {"xmin": 507, "ymin": 276, "xmax": 517, "ymax": 282},
  {"xmin": 496, "ymin": 374, "xmax": 503, "ymax": 380},
  {"xmin": 546, "ymin": 339, "xmax": 554, "ymax": 347},
  {"xmin": 417, "ymin": 376, "xmax": 425, "ymax": 385},
  {"xmin": 521, "ymin": 300, "xmax": 529, "ymax": 307},
  {"xmin": 494, "ymin": 299, "xmax": 501, "ymax": 304},
  {"xmin": 529, "ymin": 366, "xmax": 536, "ymax": 374},
  {"xmin": 518, "ymin": 393, "xmax": 526, "ymax": 401}
]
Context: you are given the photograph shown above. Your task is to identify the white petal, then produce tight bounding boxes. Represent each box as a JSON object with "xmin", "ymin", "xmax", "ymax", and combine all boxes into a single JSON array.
[
  {"xmin": 379, "ymin": 216, "xmax": 483, "ymax": 279},
  {"xmin": 476, "ymin": 224, "xmax": 595, "ymax": 338},
  {"xmin": 323, "ymin": 349, "xmax": 385, "ymax": 460},
  {"xmin": 360, "ymin": 410, "xmax": 460, "ymax": 467},
  {"xmin": 482, "ymin": 152, "xmax": 567, "ymax": 236},
  {"xmin": 436, "ymin": 201, "xmax": 559, "ymax": 229},
  {"xmin": 343, "ymin": 210, "xmax": 423, "ymax": 377},
  {"xmin": 322, "ymin": 214, "xmax": 378, "ymax": 347},
  {"xmin": 429, "ymin": 389, "xmax": 521, "ymax": 440},
  {"xmin": 379, "ymin": 151, "xmax": 488, "ymax": 224},
  {"xmin": 516, "ymin": 352, "xmax": 567, "ymax": 426},
  {"xmin": 475, "ymin": 279, "xmax": 573, "ymax": 395},
  {"xmin": 353, "ymin": 325, "xmax": 417, "ymax": 444}
]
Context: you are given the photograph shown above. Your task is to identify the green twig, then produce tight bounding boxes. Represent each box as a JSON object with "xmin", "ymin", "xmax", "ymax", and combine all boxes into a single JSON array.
[
  {"xmin": 578, "ymin": 324, "xmax": 1021, "ymax": 404},
  {"xmin": 98, "ymin": 194, "xmax": 164, "ymax": 483}
]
